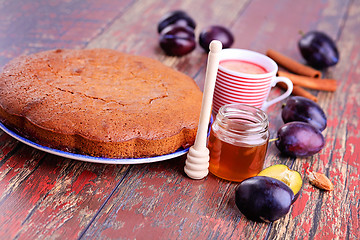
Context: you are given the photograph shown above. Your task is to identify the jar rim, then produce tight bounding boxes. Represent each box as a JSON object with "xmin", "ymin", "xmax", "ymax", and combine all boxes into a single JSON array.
[{"xmin": 216, "ymin": 103, "xmax": 268, "ymax": 136}]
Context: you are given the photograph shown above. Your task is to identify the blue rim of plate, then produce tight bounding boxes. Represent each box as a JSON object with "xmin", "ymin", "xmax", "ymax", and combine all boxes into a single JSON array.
[{"xmin": 0, "ymin": 116, "xmax": 213, "ymax": 164}]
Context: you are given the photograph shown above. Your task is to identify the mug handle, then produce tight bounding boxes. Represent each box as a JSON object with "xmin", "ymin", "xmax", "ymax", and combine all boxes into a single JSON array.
[{"xmin": 262, "ymin": 76, "xmax": 293, "ymax": 110}]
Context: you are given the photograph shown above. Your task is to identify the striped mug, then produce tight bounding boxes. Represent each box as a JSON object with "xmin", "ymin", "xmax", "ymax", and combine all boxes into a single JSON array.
[{"xmin": 213, "ymin": 49, "xmax": 293, "ymax": 114}]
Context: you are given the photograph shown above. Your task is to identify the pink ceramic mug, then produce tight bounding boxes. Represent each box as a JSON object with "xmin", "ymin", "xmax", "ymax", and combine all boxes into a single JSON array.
[{"xmin": 212, "ymin": 49, "xmax": 293, "ymax": 114}]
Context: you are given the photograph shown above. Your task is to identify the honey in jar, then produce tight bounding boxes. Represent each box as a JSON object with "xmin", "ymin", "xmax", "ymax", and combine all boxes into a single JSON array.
[{"xmin": 208, "ymin": 103, "xmax": 269, "ymax": 182}]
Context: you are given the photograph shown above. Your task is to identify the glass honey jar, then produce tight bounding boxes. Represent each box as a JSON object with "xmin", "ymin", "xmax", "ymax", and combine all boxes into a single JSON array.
[{"xmin": 208, "ymin": 103, "xmax": 269, "ymax": 182}]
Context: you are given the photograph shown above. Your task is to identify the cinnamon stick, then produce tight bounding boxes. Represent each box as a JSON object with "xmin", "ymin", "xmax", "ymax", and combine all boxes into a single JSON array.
[
  {"xmin": 278, "ymin": 71, "xmax": 337, "ymax": 92},
  {"xmin": 267, "ymin": 49, "xmax": 322, "ymax": 78},
  {"xmin": 277, "ymin": 82, "xmax": 318, "ymax": 102}
]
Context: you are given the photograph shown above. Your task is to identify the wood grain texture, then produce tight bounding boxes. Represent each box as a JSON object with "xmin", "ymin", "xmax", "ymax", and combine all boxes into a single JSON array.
[
  {"xmin": 0, "ymin": 146, "xmax": 129, "ymax": 239},
  {"xmin": 0, "ymin": 0, "xmax": 134, "ymax": 67},
  {"xmin": 265, "ymin": 0, "xmax": 359, "ymax": 239},
  {"xmin": 81, "ymin": 157, "xmax": 269, "ymax": 239},
  {"xmin": 277, "ymin": 0, "xmax": 360, "ymax": 239},
  {"xmin": 0, "ymin": 0, "xmax": 359, "ymax": 239}
]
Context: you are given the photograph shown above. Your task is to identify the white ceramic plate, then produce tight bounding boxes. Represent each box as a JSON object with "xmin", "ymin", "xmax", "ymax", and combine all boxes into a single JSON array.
[{"xmin": 0, "ymin": 119, "xmax": 212, "ymax": 164}]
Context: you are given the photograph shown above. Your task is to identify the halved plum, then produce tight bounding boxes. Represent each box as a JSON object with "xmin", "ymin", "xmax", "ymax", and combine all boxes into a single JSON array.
[{"xmin": 258, "ymin": 164, "xmax": 302, "ymax": 203}]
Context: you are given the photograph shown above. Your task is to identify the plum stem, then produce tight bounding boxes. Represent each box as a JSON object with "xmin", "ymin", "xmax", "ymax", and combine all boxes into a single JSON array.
[{"xmin": 268, "ymin": 138, "xmax": 278, "ymax": 143}]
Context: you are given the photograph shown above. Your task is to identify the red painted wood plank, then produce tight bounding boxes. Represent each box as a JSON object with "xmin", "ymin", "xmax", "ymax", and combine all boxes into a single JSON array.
[
  {"xmin": 0, "ymin": 132, "xmax": 19, "ymax": 159},
  {"xmin": 82, "ymin": 157, "xmax": 269, "ymax": 239},
  {"xmin": 268, "ymin": 0, "xmax": 360, "ymax": 238},
  {"xmin": 0, "ymin": 147, "xmax": 128, "ymax": 239},
  {"xmin": 0, "ymin": 0, "xmax": 134, "ymax": 67}
]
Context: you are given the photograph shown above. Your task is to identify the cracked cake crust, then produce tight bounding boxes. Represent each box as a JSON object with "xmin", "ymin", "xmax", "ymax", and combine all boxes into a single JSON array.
[{"xmin": 0, "ymin": 49, "xmax": 203, "ymax": 158}]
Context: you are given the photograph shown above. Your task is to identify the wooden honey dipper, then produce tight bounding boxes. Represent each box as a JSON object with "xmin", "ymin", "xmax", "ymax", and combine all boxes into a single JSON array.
[{"xmin": 184, "ymin": 40, "xmax": 222, "ymax": 179}]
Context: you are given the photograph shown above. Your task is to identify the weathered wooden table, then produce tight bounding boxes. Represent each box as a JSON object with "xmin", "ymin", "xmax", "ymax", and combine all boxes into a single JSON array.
[{"xmin": 0, "ymin": 0, "xmax": 359, "ymax": 239}]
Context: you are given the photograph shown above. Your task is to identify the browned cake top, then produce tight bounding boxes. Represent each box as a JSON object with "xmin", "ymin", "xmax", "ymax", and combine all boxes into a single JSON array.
[{"xmin": 0, "ymin": 49, "xmax": 202, "ymax": 143}]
